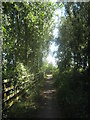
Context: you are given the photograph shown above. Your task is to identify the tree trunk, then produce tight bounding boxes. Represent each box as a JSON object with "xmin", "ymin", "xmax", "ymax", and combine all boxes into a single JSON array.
[
  {"xmin": 24, "ymin": 19, "xmax": 28, "ymax": 65},
  {"xmin": 87, "ymin": 4, "xmax": 90, "ymax": 73}
]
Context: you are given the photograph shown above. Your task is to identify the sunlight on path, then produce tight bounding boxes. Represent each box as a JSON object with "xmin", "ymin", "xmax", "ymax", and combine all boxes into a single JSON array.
[{"xmin": 35, "ymin": 75, "xmax": 63, "ymax": 118}]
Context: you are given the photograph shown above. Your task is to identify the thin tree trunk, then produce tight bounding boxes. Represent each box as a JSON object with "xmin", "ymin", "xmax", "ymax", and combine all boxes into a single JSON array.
[
  {"xmin": 87, "ymin": 4, "xmax": 90, "ymax": 73},
  {"xmin": 24, "ymin": 19, "xmax": 28, "ymax": 65}
]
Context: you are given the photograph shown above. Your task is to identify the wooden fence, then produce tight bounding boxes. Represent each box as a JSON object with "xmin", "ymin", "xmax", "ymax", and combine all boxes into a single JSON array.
[{"xmin": 2, "ymin": 72, "xmax": 43, "ymax": 111}]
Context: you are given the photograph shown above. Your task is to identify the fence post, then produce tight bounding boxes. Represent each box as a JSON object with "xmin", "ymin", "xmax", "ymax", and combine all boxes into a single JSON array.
[{"xmin": 3, "ymin": 84, "xmax": 6, "ymax": 107}]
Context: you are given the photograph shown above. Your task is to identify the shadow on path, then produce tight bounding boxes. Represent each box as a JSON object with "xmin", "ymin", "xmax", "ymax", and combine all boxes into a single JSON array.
[
  {"xmin": 5, "ymin": 75, "xmax": 64, "ymax": 119},
  {"xmin": 35, "ymin": 74, "xmax": 63, "ymax": 118}
]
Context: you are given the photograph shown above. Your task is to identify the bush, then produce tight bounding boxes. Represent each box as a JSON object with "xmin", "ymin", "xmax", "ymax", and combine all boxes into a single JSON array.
[
  {"xmin": 54, "ymin": 69, "xmax": 88, "ymax": 118},
  {"xmin": 11, "ymin": 62, "xmax": 31, "ymax": 86}
]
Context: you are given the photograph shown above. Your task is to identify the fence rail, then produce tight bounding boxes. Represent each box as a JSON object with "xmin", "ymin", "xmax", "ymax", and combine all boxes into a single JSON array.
[{"xmin": 2, "ymin": 72, "xmax": 43, "ymax": 111}]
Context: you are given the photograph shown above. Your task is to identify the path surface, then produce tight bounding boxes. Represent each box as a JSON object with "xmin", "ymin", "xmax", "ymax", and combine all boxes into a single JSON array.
[
  {"xmin": 35, "ymin": 74, "xmax": 63, "ymax": 118},
  {"xmin": 6, "ymin": 74, "xmax": 63, "ymax": 119}
]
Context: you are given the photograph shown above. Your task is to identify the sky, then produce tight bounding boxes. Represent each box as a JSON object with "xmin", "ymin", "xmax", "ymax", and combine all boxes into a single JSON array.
[
  {"xmin": 46, "ymin": 7, "xmax": 64, "ymax": 66},
  {"xmin": 46, "ymin": 42, "xmax": 58, "ymax": 66}
]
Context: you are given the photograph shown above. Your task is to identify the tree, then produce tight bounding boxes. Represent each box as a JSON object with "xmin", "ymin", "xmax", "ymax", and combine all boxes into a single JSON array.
[
  {"xmin": 2, "ymin": 2, "xmax": 56, "ymax": 79},
  {"xmin": 54, "ymin": 2, "xmax": 89, "ymax": 118}
]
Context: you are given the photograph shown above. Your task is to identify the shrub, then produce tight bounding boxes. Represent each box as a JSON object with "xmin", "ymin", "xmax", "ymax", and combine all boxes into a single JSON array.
[{"xmin": 54, "ymin": 68, "xmax": 88, "ymax": 118}]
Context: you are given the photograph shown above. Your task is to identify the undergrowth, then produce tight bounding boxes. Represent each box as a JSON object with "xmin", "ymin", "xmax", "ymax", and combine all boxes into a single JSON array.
[{"xmin": 53, "ymin": 68, "xmax": 88, "ymax": 118}]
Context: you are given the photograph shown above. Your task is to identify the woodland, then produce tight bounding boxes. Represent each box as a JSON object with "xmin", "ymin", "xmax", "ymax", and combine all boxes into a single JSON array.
[{"xmin": 2, "ymin": 2, "xmax": 89, "ymax": 119}]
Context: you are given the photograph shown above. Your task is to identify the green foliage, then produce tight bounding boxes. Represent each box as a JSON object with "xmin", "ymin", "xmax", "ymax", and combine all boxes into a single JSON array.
[
  {"xmin": 15, "ymin": 62, "xmax": 29, "ymax": 79},
  {"xmin": 54, "ymin": 3, "xmax": 89, "ymax": 118},
  {"xmin": 2, "ymin": 26, "xmax": 6, "ymax": 34},
  {"xmin": 13, "ymin": 62, "xmax": 30, "ymax": 85},
  {"xmin": 54, "ymin": 69, "xmax": 88, "ymax": 118},
  {"xmin": 2, "ymin": 2, "xmax": 56, "ymax": 79},
  {"xmin": 53, "ymin": 68, "xmax": 59, "ymax": 87},
  {"xmin": 45, "ymin": 63, "xmax": 57, "ymax": 74}
]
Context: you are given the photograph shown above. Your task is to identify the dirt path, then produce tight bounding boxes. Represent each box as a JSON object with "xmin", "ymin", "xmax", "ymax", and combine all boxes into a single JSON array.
[
  {"xmin": 6, "ymin": 74, "xmax": 63, "ymax": 119},
  {"xmin": 35, "ymin": 74, "xmax": 63, "ymax": 118}
]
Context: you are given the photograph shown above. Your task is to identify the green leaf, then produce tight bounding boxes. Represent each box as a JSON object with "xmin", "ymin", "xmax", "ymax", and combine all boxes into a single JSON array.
[{"xmin": 2, "ymin": 26, "xmax": 6, "ymax": 33}]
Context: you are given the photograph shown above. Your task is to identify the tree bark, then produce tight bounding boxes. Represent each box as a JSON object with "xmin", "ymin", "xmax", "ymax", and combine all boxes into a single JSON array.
[{"xmin": 24, "ymin": 19, "xmax": 28, "ymax": 65}]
